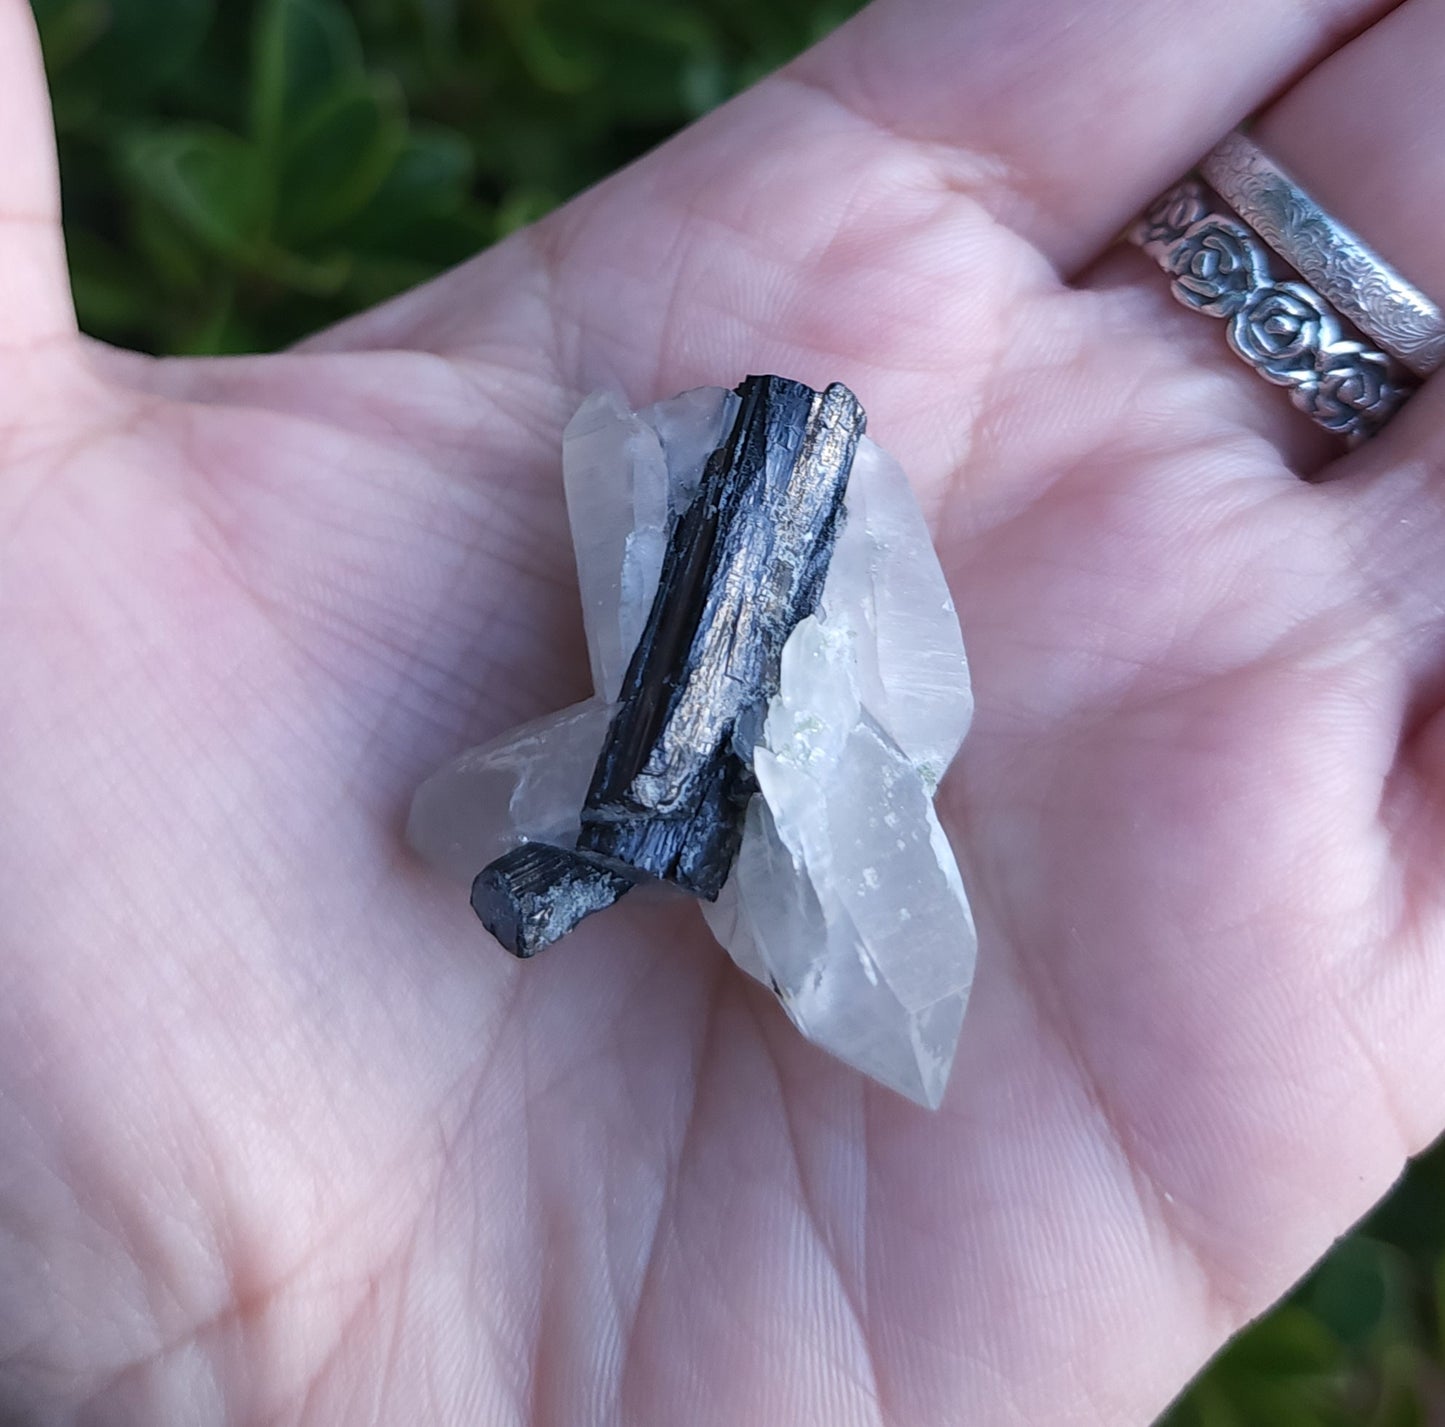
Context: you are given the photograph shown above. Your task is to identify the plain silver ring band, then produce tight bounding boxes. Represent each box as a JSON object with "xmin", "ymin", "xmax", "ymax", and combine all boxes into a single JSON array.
[{"xmin": 1200, "ymin": 132, "xmax": 1445, "ymax": 379}]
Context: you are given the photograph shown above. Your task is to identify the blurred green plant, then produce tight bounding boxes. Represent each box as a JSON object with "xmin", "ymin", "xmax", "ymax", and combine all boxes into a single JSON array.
[
  {"xmin": 34, "ymin": 0, "xmax": 859, "ymax": 353},
  {"xmin": 32, "ymin": 2, "xmax": 1445, "ymax": 1423}
]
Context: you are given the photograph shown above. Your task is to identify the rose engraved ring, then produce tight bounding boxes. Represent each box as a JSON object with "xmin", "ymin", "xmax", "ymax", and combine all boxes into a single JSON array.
[
  {"xmin": 1201, "ymin": 132, "xmax": 1445, "ymax": 380},
  {"xmin": 1130, "ymin": 176, "xmax": 1417, "ymax": 446}
]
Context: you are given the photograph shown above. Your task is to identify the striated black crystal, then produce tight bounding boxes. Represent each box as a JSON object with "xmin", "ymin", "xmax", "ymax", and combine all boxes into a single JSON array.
[
  {"xmin": 578, "ymin": 375, "xmax": 864, "ymax": 896},
  {"xmin": 472, "ymin": 843, "xmax": 636, "ymax": 958},
  {"xmin": 475, "ymin": 374, "xmax": 865, "ymax": 953}
]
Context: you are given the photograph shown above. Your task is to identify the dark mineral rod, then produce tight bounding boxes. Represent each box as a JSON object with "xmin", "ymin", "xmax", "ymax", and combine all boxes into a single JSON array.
[{"xmin": 473, "ymin": 375, "xmax": 865, "ymax": 957}]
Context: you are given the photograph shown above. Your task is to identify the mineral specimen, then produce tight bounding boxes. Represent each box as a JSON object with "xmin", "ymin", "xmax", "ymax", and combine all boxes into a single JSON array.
[
  {"xmin": 475, "ymin": 375, "xmax": 866, "ymax": 950},
  {"xmin": 407, "ymin": 379, "xmax": 977, "ymax": 1107}
]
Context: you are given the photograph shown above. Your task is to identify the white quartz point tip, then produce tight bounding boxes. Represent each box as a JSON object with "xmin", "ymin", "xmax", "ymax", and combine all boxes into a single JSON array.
[
  {"xmin": 723, "ymin": 788, "xmax": 971, "ymax": 1111},
  {"xmin": 406, "ymin": 698, "xmax": 612, "ymax": 887},
  {"xmin": 706, "ymin": 613, "xmax": 977, "ymax": 1110}
]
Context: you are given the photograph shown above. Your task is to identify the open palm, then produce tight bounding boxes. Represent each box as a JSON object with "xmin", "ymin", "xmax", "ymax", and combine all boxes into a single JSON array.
[{"xmin": 5, "ymin": 0, "xmax": 1445, "ymax": 1422}]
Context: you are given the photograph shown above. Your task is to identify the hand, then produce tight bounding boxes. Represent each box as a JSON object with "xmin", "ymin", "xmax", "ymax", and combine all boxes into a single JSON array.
[{"xmin": 3, "ymin": 0, "xmax": 1443, "ymax": 1421}]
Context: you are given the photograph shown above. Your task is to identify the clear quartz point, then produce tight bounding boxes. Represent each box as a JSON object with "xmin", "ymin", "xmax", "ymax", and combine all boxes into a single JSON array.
[
  {"xmin": 406, "ymin": 699, "xmax": 613, "ymax": 888},
  {"xmin": 562, "ymin": 392, "xmax": 669, "ymax": 704},
  {"xmin": 701, "ymin": 616, "xmax": 975, "ymax": 1109}
]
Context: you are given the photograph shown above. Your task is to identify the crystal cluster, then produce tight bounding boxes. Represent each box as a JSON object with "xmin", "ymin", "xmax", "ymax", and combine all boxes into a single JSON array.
[{"xmin": 407, "ymin": 383, "xmax": 977, "ymax": 1107}]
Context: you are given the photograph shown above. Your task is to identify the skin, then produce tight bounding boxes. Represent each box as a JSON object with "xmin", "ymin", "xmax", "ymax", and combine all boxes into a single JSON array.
[{"xmin": 4, "ymin": 0, "xmax": 1445, "ymax": 1420}]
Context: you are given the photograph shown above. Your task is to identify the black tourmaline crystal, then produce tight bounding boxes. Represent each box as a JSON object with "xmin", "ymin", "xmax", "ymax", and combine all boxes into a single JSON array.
[
  {"xmin": 471, "ymin": 843, "xmax": 637, "ymax": 959},
  {"xmin": 473, "ymin": 374, "xmax": 866, "ymax": 956}
]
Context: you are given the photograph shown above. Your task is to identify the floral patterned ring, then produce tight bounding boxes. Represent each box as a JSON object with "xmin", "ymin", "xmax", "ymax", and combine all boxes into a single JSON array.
[{"xmin": 1128, "ymin": 177, "xmax": 1418, "ymax": 445}]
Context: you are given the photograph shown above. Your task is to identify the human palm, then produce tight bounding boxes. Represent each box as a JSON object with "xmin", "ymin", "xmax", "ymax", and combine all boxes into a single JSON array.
[{"xmin": 6, "ymin": 0, "xmax": 1445, "ymax": 1422}]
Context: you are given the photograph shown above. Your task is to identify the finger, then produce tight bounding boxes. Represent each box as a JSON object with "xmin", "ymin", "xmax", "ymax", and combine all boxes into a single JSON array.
[
  {"xmin": 1076, "ymin": 0, "xmax": 1445, "ymax": 479},
  {"xmin": 1244, "ymin": 0, "xmax": 1445, "ymax": 668},
  {"xmin": 782, "ymin": 0, "xmax": 1400, "ymax": 273},
  {"xmin": 1254, "ymin": 0, "xmax": 1445, "ymax": 310},
  {"xmin": 309, "ymin": 0, "xmax": 1402, "ymax": 369},
  {"xmin": 0, "ymin": 0, "xmax": 75, "ymax": 349}
]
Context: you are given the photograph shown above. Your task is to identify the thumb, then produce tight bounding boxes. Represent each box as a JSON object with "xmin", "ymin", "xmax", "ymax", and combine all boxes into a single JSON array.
[{"xmin": 0, "ymin": 0, "xmax": 75, "ymax": 353}]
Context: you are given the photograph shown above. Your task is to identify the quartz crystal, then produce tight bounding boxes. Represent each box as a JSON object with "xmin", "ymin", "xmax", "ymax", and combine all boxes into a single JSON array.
[
  {"xmin": 406, "ymin": 698, "xmax": 613, "ymax": 887},
  {"xmin": 819, "ymin": 438, "xmax": 973, "ymax": 790},
  {"xmin": 702, "ymin": 616, "xmax": 974, "ymax": 1108},
  {"xmin": 408, "ymin": 383, "xmax": 976, "ymax": 1108}
]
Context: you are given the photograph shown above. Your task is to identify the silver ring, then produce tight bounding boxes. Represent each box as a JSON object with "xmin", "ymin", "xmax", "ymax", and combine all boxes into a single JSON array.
[
  {"xmin": 1130, "ymin": 181, "xmax": 1416, "ymax": 445},
  {"xmin": 1200, "ymin": 132, "xmax": 1445, "ymax": 379}
]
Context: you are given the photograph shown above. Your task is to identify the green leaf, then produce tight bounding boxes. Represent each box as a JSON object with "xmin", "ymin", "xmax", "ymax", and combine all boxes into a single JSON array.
[
  {"xmin": 252, "ymin": 0, "xmax": 366, "ymax": 153},
  {"xmin": 66, "ymin": 230, "xmax": 156, "ymax": 340},
  {"xmin": 376, "ymin": 126, "xmax": 474, "ymax": 214},
  {"xmin": 30, "ymin": 0, "xmax": 110, "ymax": 73},
  {"xmin": 345, "ymin": 211, "xmax": 492, "ymax": 276},
  {"xmin": 492, "ymin": 0, "xmax": 598, "ymax": 94},
  {"xmin": 344, "ymin": 253, "xmax": 445, "ymax": 307},
  {"xmin": 275, "ymin": 75, "xmax": 408, "ymax": 244},
  {"xmin": 123, "ymin": 126, "xmax": 269, "ymax": 262},
  {"xmin": 338, "ymin": 126, "xmax": 476, "ymax": 248},
  {"xmin": 1161, "ymin": 1374, "xmax": 1242, "ymax": 1427},
  {"xmin": 1364, "ymin": 1144, "xmax": 1445, "ymax": 1263},
  {"xmin": 1222, "ymin": 1306, "xmax": 1344, "ymax": 1378},
  {"xmin": 1434, "ymin": 1249, "xmax": 1445, "ymax": 1361},
  {"xmin": 179, "ymin": 281, "xmax": 257, "ymax": 357},
  {"xmin": 1366, "ymin": 1345, "xmax": 1426, "ymax": 1427},
  {"xmin": 47, "ymin": 0, "xmax": 216, "ymax": 106},
  {"xmin": 1299, "ymin": 1238, "xmax": 1410, "ymax": 1351},
  {"xmin": 1183, "ymin": 1307, "xmax": 1356, "ymax": 1427},
  {"xmin": 129, "ymin": 198, "xmax": 212, "ymax": 297},
  {"xmin": 681, "ymin": 54, "xmax": 730, "ymax": 118},
  {"xmin": 494, "ymin": 186, "xmax": 559, "ymax": 238},
  {"xmin": 49, "ymin": 0, "xmax": 872, "ymax": 356}
]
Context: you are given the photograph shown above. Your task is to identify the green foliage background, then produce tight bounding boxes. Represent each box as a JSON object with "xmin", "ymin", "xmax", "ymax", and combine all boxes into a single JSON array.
[
  {"xmin": 34, "ymin": 0, "xmax": 858, "ymax": 353},
  {"xmin": 31, "ymin": 1, "xmax": 1445, "ymax": 1421}
]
